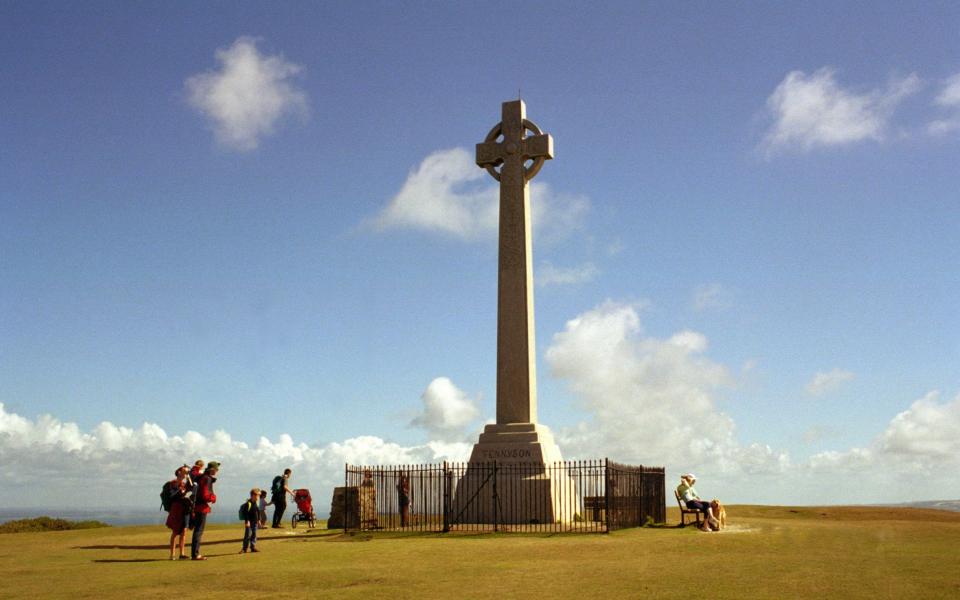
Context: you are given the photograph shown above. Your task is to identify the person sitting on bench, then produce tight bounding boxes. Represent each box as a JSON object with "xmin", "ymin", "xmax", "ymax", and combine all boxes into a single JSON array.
[{"xmin": 677, "ymin": 473, "xmax": 717, "ymax": 532}]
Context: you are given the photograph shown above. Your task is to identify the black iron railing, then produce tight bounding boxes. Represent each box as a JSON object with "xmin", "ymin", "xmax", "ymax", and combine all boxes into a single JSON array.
[{"xmin": 339, "ymin": 460, "xmax": 665, "ymax": 533}]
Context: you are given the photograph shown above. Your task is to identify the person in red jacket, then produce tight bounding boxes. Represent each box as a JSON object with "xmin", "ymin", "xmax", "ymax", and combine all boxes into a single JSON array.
[{"xmin": 190, "ymin": 461, "xmax": 219, "ymax": 560}]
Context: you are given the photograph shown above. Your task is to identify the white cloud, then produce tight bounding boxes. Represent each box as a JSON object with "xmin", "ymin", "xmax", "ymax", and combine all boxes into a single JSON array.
[
  {"xmin": 877, "ymin": 391, "xmax": 960, "ymax": 460},
  {"xmin": 934, "ymin": 73, "xmax": 960, "ymax": 107},
  {"xmin": 927, "ymin": 73, "xmax": 960, "ymax": 135},
  {"xmin": 185, "ymin": 37, "xmax": 307, "ymax": 151},
  {"xmin": 802, "ymin": 391, "xmax": 960, "ymax": 502},
  {"xmin": 409, "ymin": 377, "xmax": 480, "ymax": 439},
  {"xmin": 805, "ymin": 368, "xmax": 855, "ymax": 396},
  {"xmin": 3, "ymin": 382, "xmax": 960, "ymax": 508},
  {"xmin": 541, "ymin": 301, "xmax": 960, "ymax": 504},
  {"xmin": 544, "ymin": 301, "xmax": 787, "ymax": 479},
  {"xmin": 692, "ymin": 283, "xmax": 733, "ymax": 312},
  {"xmin": 762, "ymin": 67, "xmax": 921, "ymax": 153},
  {"xmin": 0, "ymin": 402, "xmax": 469, "ymax": 509},
  {"xmin": 371, "ymin": 147, "xmax": 588, "ymax": 241},
  {"xmin": 536, "ymin": 262, "xmax": 598, "ymax": 287}
]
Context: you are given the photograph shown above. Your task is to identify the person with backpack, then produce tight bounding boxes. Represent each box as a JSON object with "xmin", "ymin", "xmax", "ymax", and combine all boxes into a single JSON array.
[
  {"xmin": 270, "ymin": 468, "xmax": 294, "ymax": 528},
  {"xmin": 163, "ymin": 466, "xmax": 192, "ymax": 560},
  {"xmin": 239, "ymin": 488, "xmax": 261, "ymax": 554},
  {"xmin": 190, "ymin": 461, "xmax": 219, "ymax": 560}
]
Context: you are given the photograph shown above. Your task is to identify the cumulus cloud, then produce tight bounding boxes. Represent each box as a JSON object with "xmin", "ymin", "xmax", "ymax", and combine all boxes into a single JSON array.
[
  {"xmin": 801, "ymin": 391, "xmax": 960, "ymax": 502},
  {"xmin": 692, "ymin": 283, "xmax": 733, "ymax": 312},
  {"xmin": 805, "ymin": 368, "xmax": 855, "ymax": 396},
  {"xmin": 927, "ymin": 73, "xmax": 960, "ymax": 135},
  {"xmin": 544, "ymin": 301, "xmax": 787, "ymax": 479},
  {"xmin": 877, "ymin": 391, "xmax": 960, "ymax": 461},
  {"xmin": 409, "ymin": 377, "xmax": 480, "ymax": 440},
  {"xmin": 536, "ymin": 262, "xmax": 598, "ymax": 287},
  {"xmin": 540, "ymin": 301, "xmax": 960, "ymax": 504},
  {"xmin": 762, "ymin": 67, "xmax": 921, "ymax": 153},
  {"xmin": 185, "ymin": 37, "xmax": 307, "ymax": 151},
  {"xmin": 371, "ymin": 147, "xmax": 588, "ymax": 241},
  {"xmin": 0, "ymin": 402, "xmax": 469, "ymax": 509}
]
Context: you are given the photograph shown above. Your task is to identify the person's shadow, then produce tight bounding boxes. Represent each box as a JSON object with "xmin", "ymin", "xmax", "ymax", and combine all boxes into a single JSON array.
[
  {"xmin": 76, "ymin": 538, "xmax": 244, "ymax": 550},
  {"xmin": 93, "ymin": 552, "xmax": 236, "ymax": 563}
]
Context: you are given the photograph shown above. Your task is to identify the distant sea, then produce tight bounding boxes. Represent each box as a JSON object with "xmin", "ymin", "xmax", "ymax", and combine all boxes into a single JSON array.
[
  {"xmin": 880, "ymin": 500, "xmax": 960, "ymax": 512},
  {"xmin": 1, "ymin": 507, "xmax": 331, "ymax": 526}
]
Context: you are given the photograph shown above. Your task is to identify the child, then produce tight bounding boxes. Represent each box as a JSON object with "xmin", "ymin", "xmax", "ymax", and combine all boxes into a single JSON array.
[
  {"xmin": 240, "ymin": 488, "xmax": 261, "ymax": 554},
  {"xmin": 183, "ymin": 460, "xmax": 203, "ymax": 498},
  {"xmin": 185, "ymin": 460, "xmax": 204, "ymax": 530},
  {"xmin": 258, "ymin": 489, "xmax": 269, "ymax": 529}
]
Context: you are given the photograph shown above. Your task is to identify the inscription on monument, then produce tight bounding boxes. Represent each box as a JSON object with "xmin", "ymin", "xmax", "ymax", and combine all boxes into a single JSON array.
[{"xmin": 476, "ymin": 447, "xmax": 534, "ymax": 461}]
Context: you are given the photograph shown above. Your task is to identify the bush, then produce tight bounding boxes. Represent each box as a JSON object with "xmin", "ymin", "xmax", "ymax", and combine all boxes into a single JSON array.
[{"xmin": 0, "ymin": 516, "xmax": 110, "ymax": 534}]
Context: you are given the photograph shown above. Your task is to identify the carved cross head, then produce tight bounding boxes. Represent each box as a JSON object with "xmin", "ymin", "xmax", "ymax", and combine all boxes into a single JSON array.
[{"xmin": 476, "ymin": 99, "xmax": 554, "ymax": 182}]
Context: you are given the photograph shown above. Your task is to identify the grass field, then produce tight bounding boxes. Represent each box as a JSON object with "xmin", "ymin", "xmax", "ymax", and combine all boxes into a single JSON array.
[{"xmin": 2, "ymin": 506, "xmax": 959, "ymax": 599}]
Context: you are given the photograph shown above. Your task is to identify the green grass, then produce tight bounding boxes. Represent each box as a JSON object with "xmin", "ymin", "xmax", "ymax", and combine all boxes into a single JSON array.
[
  {"xmin": 0, "ymin": 516, "xmax": 109, "ymax": 534},
  {"xmin": 1, "ymin": 506, "xmax": 959, "ymax": 599}
]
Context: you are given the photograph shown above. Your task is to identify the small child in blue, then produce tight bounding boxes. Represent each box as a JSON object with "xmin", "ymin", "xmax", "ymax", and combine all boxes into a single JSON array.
[
  {"xmin": 240, "ymin": 488, "xmax": 261, "ymax": 553},
  {"xmin": 258, "ymin": 489, "xmax": 269, "ymax": 529}
]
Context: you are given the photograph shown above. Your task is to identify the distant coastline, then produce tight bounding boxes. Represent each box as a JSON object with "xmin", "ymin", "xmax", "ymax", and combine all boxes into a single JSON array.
[
  {"xmin": 875, "ymin": 500, "xmax": 960, "ymax": 512},
  {"xmin": 0, "ymin": 507, "xmax": 334, "ymax": 527}
]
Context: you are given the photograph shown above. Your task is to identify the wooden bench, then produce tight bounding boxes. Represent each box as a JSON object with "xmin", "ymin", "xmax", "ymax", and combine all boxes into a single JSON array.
[
  {"xmin": 583, "ymin": 496, "xmax": 606, "ymax": 522},
  {"xmin": 674, "ymin": 489, "xmax": 703, "ymax": 527}
]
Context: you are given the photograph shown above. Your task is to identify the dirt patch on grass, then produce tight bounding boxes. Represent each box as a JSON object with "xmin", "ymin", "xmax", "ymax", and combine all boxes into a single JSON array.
[{"xmin": 713, "ymin": 524, "xmax": 759, "ymax": 534}]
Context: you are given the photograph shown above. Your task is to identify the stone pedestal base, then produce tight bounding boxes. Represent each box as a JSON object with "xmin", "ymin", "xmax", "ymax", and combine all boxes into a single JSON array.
[
  {"xmin": 451, "ymin": 423, "xmax": 580, "ymax": 525},
  {"xmin": 467, "ymin": 423, "xmax": 564, "ymax": 464}
]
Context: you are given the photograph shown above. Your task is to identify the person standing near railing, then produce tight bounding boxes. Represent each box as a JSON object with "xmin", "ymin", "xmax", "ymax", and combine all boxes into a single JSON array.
[{"xmin": 397, "ymin": 471, "xmax": 411, "ymax": 527}]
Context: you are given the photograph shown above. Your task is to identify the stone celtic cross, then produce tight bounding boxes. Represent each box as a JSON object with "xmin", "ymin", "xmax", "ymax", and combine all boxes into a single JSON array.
[{"xmin": 476, "ymin": 99, "xmax": 553, "ymax": 425}]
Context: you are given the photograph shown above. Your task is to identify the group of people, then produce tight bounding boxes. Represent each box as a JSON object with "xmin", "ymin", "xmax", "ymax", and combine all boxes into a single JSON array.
[
  {"xmin": 676, "ymin": 473, "xmax": 726, "ymax": 532},
  {"xmin": 161, "ymin": 461, "xmax": 297, "ymax": 560}
]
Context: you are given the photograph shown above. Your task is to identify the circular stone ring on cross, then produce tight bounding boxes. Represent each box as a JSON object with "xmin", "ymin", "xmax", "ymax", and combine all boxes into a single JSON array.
[{"xmin": 481, "ymin": 119, "xmax": 548, "ymax": 182}]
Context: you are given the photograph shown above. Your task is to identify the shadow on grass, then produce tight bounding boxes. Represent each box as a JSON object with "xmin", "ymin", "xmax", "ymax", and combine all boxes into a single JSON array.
[
  {"xmin": 93, "ymin": 558, "xmax": 169, "ymax": 563},
  {"xmin": 93, "ymin": 551, "xmax": 240, "ymax": 563},
  {"xmin": 75, "ymin": 530, "xmax": 339, "ymax": 550},
  {"xmin": 327, "ymin": 526, "xmax": 685, "ymax": 542}
]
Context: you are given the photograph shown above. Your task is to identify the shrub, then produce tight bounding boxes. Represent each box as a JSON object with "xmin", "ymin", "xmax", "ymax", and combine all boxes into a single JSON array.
[{"xmin": 0, "ymin": 516, "xmax": 110, "ymax": 534}]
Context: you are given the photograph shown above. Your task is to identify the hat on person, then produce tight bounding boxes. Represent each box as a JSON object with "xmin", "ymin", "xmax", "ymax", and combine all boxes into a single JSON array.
[
  {"xmin": 206, "ymin": 461, "xmax": 221, "ymax": 471},
  {"xmin": 683, "ymin": 473, "xmax": 696, "ymax": 481}
]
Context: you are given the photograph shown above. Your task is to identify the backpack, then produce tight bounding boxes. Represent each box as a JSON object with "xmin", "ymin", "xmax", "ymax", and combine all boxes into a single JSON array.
[
  {"xmin": 239, "ymin": 500, "xmax": 251, "ymax": 521},
  {"xmin": 271, "ymin": 475, "xmax": 284, "ymax": 496},
  {"xmin": 160, "ymin": 481, "xmax": 176, "ymax": 512}
]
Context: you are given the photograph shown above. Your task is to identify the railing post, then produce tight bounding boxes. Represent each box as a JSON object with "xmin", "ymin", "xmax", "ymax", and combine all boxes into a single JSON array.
[
  {"xmin": 603, "ymin": 458, "xmax": 611, "ymax": 533},
  {"xmin": 343, "ymin": 463, "xmax": 348, "ymax": 534},
  {"xmin": 492, "ymin": 461, "xmax": 498, "ymax": 533},
  {"xmin": 442, "ymin": 461, "xmax": 450, "ymax": 533}
]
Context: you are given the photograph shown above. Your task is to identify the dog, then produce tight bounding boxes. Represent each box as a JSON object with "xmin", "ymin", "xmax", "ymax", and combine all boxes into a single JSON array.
[{"xmin": 710, "ymin": 499, "xmax": 727, "ymax": 530}]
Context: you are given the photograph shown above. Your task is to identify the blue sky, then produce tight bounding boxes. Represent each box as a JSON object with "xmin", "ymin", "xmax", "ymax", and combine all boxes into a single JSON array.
[{"xmin": 1, "ymin": 2, "xmax": 959, "ymax": 507}]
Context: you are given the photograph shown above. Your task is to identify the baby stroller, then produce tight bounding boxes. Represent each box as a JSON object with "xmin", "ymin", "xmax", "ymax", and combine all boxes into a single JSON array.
[{"xmin": 291, "ymin": 488, "xmax": 316, "ymax": 529}]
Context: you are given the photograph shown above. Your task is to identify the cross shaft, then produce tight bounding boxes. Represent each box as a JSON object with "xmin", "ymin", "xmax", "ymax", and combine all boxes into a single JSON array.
[{"xmin": 475, "ymin": 100, "xmax": 553, "ymax": 425}]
